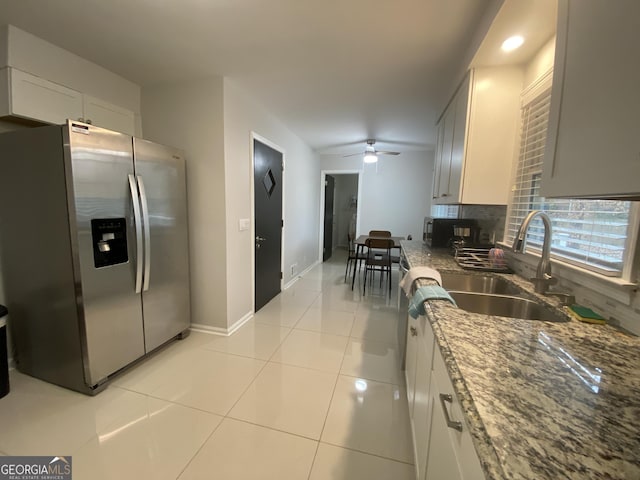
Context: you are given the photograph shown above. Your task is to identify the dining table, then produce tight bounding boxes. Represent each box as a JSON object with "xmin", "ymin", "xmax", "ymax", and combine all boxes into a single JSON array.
[{"xmin": 351, "ymin": 235, "xmax": 404, "ymax": 290}]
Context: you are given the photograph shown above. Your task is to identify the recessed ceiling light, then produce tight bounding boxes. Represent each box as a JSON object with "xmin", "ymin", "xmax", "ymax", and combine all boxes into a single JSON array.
[{"xmin": 501, "ymin": 35, "xmax": 524, "ymax": 52}]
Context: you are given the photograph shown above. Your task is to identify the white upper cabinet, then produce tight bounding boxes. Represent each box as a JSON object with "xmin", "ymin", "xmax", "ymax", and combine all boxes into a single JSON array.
[
  {"xmin": 1, "ymin": 67, "xmax": 83, "ymax": 125},
  {"xmin": 447, "ymin": 76, "xmax": 470, "ymax": 204},
  {"xmin": 433, "ymin": 67, "xmax": 522, "ymax": 205},
  {"xmin": 541, "ymin": 0, "xmax": 640, "ymax": 199},
  {"xmin": 83, "ymin": 95, "xmax": 135, "ymax": 135},
  {"xmin": 0, "ymin": 68, "xmax": 136, "ymax": 135}
]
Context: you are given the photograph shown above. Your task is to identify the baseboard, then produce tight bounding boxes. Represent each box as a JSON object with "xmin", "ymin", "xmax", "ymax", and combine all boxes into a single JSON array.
[
  {"xmin": 283, "ymin": 260, "xmax": 320, "ymax": 290},
  {"xmin": 190, "ymin": 311, "xmax": 253, "ymax": 337},
  {"xmin": 299, "ymin": 260, "xmax": 320, "ymax": 277},
  {"xmin": 226, "ymin": 311, "xmax": 254, "ymax": 335},
  {"xmin": 283, "ymin": 276, "xmax": 299, "ymax": 290},
  {"xmin": 189, "ymin": 324, "xmax": 228, "ymax": 336}
]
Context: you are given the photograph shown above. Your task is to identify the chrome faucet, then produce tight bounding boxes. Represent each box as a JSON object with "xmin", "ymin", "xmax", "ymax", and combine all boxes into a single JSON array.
[{"xmin": 512, "ymin": 210, "xmax": 557, "ymax": 294}]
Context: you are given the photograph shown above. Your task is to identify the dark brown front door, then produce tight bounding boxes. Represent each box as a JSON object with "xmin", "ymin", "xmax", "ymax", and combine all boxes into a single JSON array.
[
  {"xmin": 323, "ymin": 175, "xmax": 335, "ymax": 261},
  {"xmin": 254, "ymin": 139, "xmax": 283, "ymax": 311}
]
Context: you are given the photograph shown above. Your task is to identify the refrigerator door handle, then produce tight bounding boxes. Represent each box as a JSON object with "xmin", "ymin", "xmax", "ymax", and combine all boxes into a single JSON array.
[
  {"xmin": 128, "ymin": 174, "xmax": 144, "ymax": 293},
  {"xmin": 137, "ymin": 175, "xmax": 151, "ymax": 292}
]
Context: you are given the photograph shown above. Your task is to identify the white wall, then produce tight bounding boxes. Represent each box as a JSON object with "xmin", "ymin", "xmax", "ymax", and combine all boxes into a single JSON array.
[
  {"xmin": 141, "ymin": 77, "xmax": 227, "ymax": 331},
  {"xmin": 223, "ymin": 79, "xmax": 320, "ymax": 327},
  {"xmin": 320, "ymin": 151, "xmax": 434, "ymax": 241},
  {"xmin": 523, "ymin": 36, "xmax": 556, "ymax": 88}
]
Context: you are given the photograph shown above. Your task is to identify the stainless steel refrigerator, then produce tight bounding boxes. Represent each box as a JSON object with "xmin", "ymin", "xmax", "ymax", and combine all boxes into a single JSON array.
[{"xmin": 0, "ymin": 120, "xmax": 190, "ymax": 394}]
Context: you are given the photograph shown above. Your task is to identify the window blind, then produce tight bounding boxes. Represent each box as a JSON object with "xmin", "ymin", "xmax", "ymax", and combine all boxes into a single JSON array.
[
  {"xmin": 506, "ymin": 88, "xmax": 631, "ymax": 276},
  {"xmin": 431, "ymin": 205, "xmax": 459, "ymax": 219}
]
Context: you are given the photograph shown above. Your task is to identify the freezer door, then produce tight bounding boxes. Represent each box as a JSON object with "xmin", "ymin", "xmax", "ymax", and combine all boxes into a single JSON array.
[
  {"xmin": 133, "ymin": 138, "xmax": 191, "ymax": 352},
  {"xmin": 65, "ymin": 122, "xmax": 145, "ymax": 386}
]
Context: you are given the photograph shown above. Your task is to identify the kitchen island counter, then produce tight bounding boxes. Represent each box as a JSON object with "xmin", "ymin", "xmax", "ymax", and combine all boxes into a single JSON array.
[{"xmin": 400, "ymin": 240, "xmax": 640, "ymax": 480}]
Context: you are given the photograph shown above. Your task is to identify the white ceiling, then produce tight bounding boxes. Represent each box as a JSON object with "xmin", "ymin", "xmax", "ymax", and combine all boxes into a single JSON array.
[
  {"xmin": 472, "ymin": 0, "xmax": 556, "ymax": 67},
  {"xmin": 0, "ymin": 0, "xmax": 554, "ymax": 155}
]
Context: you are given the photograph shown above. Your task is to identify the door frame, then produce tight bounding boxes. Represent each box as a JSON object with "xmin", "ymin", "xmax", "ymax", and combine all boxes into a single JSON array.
[
  {"xmin": 318, "ymin": 169, "xmax": 362, "ymax": 262},
  {"xmin": 251, "ymin": 132, "xmax": 286, "ymax": 313}
]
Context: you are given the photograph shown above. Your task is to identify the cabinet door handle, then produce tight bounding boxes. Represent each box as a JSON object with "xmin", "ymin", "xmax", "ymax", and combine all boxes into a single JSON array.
[
  {"xmin": 410, "ymin": 326, "xmax": 418, "ymax": 337},
  {"xmin": 439, "ymin": 393, "xmax": 463, "ymax": 432},
  {"xmin": 440, "ymin": 193, "xmax": 449, "ymax": 197}
]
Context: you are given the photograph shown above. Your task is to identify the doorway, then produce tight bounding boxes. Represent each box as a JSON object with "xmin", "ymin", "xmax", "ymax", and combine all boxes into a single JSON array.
[
  {"xmin": 319, "ymin": 171, "xmax": 361, "ymax": 262},
  {"xmin": 323, "ymin": 175, "xmax": 335, "ymax": 261},
  {"xmin": 253, "ymin": 138, "xmax": 283, "ymax": 311}
]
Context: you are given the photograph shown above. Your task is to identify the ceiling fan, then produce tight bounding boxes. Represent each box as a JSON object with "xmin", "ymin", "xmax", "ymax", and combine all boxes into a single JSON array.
[{"xmin": 342, "ymin": 139, "xmax": 400, "ymax": 163}]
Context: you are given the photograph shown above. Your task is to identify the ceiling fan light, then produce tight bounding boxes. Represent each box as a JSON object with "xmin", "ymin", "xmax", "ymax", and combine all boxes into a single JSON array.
[{"xmin": 363, "ymin": 152, "xmax": 378, "ymax": 163}]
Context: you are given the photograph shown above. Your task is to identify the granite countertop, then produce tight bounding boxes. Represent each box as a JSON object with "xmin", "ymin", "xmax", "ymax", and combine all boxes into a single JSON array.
[{"xmin": 400, "ymin": 240, "xmax": 640, "ymax": 480}]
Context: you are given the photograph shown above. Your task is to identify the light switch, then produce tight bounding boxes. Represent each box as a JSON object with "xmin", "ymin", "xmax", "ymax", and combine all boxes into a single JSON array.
[{"xmin": 238, "ymin": 218, "xmax": 250, "ymax": 231}]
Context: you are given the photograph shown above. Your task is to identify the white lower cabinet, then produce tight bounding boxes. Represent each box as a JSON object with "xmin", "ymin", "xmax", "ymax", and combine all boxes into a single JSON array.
[
  {"xmin": 405, "ymin": 315, "xmax": 484, "ymax": 480},
  {"xmin": 405, "ymin": 314, "xmax": 420, "ymax": 416},
  {"xmin": 425, "ymin": 348, "xmax": 484, "ymax": 480},
  {"xmin": 412, "ymin": 317, "xmax": 434, "ymax": 480},
  {"xmin": 424, "ymin": 369, "xmax": 462, "ymax": 479},
  {"xmin": 405, "ymin": 314, "xmax": 435, "ymax": 480}
]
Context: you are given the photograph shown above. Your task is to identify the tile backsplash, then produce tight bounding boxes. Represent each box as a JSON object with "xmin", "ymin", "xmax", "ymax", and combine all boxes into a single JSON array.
[{"xmin": 460, "ymin": 205, "xmax": 507, "ymax": 244}]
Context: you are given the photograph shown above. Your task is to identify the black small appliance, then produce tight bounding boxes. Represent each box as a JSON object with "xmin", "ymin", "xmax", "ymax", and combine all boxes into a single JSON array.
[{"xmin": 423, "ymin": 217, "xmax": 478, "ymax": 248}]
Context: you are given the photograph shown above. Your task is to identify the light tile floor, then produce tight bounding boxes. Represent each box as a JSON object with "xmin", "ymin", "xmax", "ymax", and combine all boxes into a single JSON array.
[{"xmin": 0, "ymin": 250, "xmax": 414, "ymax": 479}]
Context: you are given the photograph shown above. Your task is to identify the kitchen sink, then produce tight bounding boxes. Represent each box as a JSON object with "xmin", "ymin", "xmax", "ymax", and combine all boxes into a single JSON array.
[
  {"xmin": 440, "ymin": 272, "xmax": 520, "ymax": 295},
  {"xmin": 448, "ymin": 291, "xmax": 569, "ymax": 322}
]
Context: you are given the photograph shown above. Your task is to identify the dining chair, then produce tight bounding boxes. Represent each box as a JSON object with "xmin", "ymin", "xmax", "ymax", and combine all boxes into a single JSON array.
[
  {"xmin": 363, "ymin": 237, "xmax": 394, "ymax": 295},
  {"xmin": 368, "ymin": 230, "xmax": 391, "ymax": 237},
  {"xmin": 367, "ymin": 230, "xmax": 391, "ymax": 257},
  {"xmin": 369, "ymin": 230, "xmax": 400, "ymax": 264},
  {"xmin": 344, "ymin": 233, "xmax": 367, "ymax": 283}
]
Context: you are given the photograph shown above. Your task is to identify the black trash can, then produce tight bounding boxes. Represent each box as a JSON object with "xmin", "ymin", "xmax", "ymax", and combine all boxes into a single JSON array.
[{"xmin": 0, "ymin": 304, "xmax": 9, "ymax": 398}]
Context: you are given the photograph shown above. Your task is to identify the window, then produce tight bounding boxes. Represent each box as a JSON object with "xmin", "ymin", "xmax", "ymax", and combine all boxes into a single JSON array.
[
  {"xmin": 506, "ymin": 85, "xmax": 633, "ymax": 277},
  {"xmin": 431, "ymin": 204, "xmax": 459, "ymax": 219}
]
